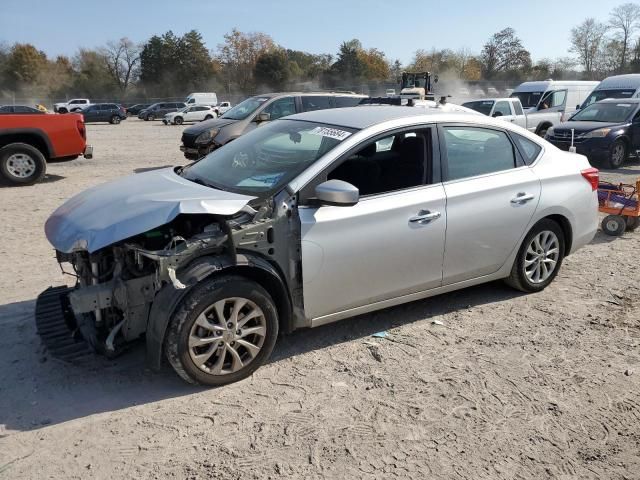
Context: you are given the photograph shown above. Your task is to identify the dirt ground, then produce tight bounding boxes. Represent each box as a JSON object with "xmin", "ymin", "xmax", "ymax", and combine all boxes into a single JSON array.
[{"xmin": 1, "ymin": 118, "xmax": 639, "ymax": 479}]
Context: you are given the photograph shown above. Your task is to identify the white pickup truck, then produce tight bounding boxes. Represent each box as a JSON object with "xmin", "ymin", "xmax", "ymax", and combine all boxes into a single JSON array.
[
  {"xmin": 54, "ymin": 98, "xmax": 91, "ymax": 114},
  {"xmin": 462, "ymin": 97, "xmax": 562, "ymax": 136},
  {"xmin": 213, "ymin": 101, "xmax": 231, "ymax": 116}
]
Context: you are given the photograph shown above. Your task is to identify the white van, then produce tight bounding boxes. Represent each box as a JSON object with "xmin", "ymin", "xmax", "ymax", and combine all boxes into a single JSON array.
[
  {"xmin": 510, "ymin": 80, "xmax": 599, "ymax": 136},
  {"xmin": 580, "ymin": 74, "xmax": 640, "ymax": 108},
  {"xmin": 185, "ymin": 92, "xmax": 218, "ymax": 106}
]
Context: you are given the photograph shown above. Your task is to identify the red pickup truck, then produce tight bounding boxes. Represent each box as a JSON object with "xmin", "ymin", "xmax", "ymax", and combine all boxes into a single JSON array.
[{"xmin": 0, "ymin": 113, "xmax": 92, "ymax": 185}]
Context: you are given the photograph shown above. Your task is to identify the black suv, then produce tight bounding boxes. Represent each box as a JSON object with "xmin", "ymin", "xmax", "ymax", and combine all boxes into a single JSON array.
[
  {"xmin": 139, "ymin": 102, "xmax": 186, "ymax": 121},
  {"xmin": 81, "ymin": 103, "xmax": 127, "ymax": 124},
  {"xmin": 180, "ymin": 92, "xmax": 366, "ymax": 160}
]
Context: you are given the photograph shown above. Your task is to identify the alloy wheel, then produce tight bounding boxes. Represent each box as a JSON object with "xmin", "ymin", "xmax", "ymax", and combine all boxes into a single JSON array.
[
  {"xmin": 611, "ymin": 143, "xmax": 625, "ymax": 167},
  {"xmin": 188, "ymin": 297, "xmax": 266, "ymax": 375},
  {"xmin": 524, "ymin": 230, "xmax": 560, "ymax": 284},
  {"xmin": 6, "ymin": 153, "xmax": 36, "ymax": 179}
]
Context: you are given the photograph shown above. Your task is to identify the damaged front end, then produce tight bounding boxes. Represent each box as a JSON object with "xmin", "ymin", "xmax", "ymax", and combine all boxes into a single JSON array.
[{"xmin": 37, "ymin": 167, "xmax": 303, "ymax": 367}]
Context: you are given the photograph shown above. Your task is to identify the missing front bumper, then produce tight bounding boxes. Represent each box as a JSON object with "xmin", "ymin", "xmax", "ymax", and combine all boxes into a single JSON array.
[{"xmin": 35, "ymin": 286, "xmax": 92, "ymax": 361}]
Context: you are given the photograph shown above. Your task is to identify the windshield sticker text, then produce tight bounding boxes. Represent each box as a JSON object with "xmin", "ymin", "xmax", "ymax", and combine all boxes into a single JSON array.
[{"xmin": 308, "ymin": 126, "xmax": 352, "ymax": 141}]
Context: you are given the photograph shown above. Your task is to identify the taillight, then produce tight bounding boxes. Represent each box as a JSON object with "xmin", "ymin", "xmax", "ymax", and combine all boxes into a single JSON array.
[
  {"xmin": 77, "ymin": 119, "xmax": 86, "ymax": 140},
  {"xmin": 581, "ymin": 167, "xmax": 599, "ymax": 191}
]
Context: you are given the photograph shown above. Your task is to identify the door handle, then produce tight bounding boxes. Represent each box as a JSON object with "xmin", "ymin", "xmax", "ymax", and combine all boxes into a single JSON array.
[
  {"xmin": 409, "ymin": 210, "xmax": 441, "ymax": 224},
  {"xmin": 510, "ymin": 193, "xmax": 535, "ymax": 204}
]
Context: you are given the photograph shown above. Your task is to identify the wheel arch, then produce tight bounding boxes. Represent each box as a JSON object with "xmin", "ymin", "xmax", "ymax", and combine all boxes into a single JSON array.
[
  {"xmin": 539, "ymin": 213, "xmax": 573, "ymax": 256},
  {"xmin": 0, "ymin": 130, "xmax": 52, "ymax": 158},
  {"xmin": 145, "ymin": 253, "xmax": 292, "ymax": 370},
  {"xmin": 535, "ymin": 121, "xmax": 553, "ymax": 136}
]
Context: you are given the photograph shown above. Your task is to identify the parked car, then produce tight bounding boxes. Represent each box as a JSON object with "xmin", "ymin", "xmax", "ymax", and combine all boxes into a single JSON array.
[
  {"xmin": 0, "ymin": 112, "xmax": 92, "ymax": 185},
  {"xmin": 40, "ymin": 106, "xmax": 598, "ymax": 385},
  {"xmin": 54, "ymin": 98, "xmax": 91, "ymax": 113},
  {"xmin": 185, "ymin": 92, "xmax": 218, "ymax": 106},
  {"xmin": 510, "ymin": 80, "xmax": 599, "ymax": 136},
  {"xmin": 0, "ymin": 105, "xmax": 45, "ymax": 114},
  {"xmin": 180, "ymin": 92, "xmax": 367, "ymax": 160},
  {"xmin": 163, "ymin": 105, "xmax": 217, "ymax": 125},
  {"xmin": 213, "ymin": 101, "xmax": 232, "ymax": 116},
  {"xmin": 546, "ymin": 98, "xmax": 640, "ymax": 169},
  {"xmin": 385, "ymin": 89, "xmax": 397, "ymax": 96},
  {"xmin": 139, "ymin": 102, "xmax": 186, "ymax": 121},
  {"xmin": 81, "ymin": 103, "xmax": 127, "ymax": 124},
  {"xmin": 463, "ymin": 97, "xmax": 527, "ymax": 129},
  {"xmin": 580, "ymin": 74, "xmax": 640, "ymax": 109},
  {"xmin": 125, "ymin": 104, "xmax": 151, "ymax": 117}
]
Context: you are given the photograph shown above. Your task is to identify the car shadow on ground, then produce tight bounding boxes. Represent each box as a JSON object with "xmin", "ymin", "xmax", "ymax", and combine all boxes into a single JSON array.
[
  {"xmin": 0, "ymin": 280, "xmax": 523, "ymax": 434},
  {"xmin": 0, "ymin": 174, "xmax": 65, "ymax": 188}
]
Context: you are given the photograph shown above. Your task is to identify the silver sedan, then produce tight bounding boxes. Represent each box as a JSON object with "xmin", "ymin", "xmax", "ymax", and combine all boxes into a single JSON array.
[{"xmin": 43, "ymin": 106, "xmax": 599, "ymax": 385}]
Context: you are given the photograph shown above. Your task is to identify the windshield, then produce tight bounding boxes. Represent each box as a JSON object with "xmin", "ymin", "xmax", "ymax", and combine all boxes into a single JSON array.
[
  {"xmin": 582, "ymin": 89, "xmax": 636, "ymax": 108},
  {"xmin": 462, "ymin": 100, "xmax": 495, "ymax": 116},
  {"xmin": 510, "ymin": 91, "xmax": 543, "ymax": 108},
  {"xmin": 570, "ymin": 102, "xmax": 637, "ymax": 123},
  {"xmin": 181, "ymin": 120, "xmax": 357, "ymax": 195},
  {"xmin": 220, "ymin": 96, "xmax": 270, "ymax": 120}
]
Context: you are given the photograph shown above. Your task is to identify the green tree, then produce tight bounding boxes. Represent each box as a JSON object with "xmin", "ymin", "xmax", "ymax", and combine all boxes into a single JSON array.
[
  {"xmin": 72, "ymin": 48, "xmax": 117, "ymax": 98},
  {"xmin": 178, "ymin": 30, "xmax": 214, "ymax": 90},
  {"xmin": 254, "ymin": 50, "xmax": 289, "ymax": 90},
  {"xmin": 4, "ymin": 43, "xmax": 48, "ymax": 89},
  {"xmin": 328, "ymin": 39, "xmax": 367, "ymax": 85},
  {"xmin": 480, "ymin": 28, "xmax": 531, "ymax": 79}
]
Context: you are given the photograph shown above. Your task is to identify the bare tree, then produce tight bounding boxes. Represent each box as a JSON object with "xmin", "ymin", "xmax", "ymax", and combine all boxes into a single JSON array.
[
  {"xmin": 609, "ymin": 2, "xmax": 640, "ymax": 72},
  {"xmin": 570, "ymin": 18, "xmax": 608, "ymax": 79},
  {"xmin": 101, "ymin": 37, "xmax": 141, "ymax": 94}
]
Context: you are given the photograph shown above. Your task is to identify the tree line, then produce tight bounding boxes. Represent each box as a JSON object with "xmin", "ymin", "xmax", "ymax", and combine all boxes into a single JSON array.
[{"xmin": 1, "ymin": 2, "xmax": 639, "ymax": 102}]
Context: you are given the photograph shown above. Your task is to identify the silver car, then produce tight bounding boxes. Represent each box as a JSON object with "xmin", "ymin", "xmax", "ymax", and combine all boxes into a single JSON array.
[{"xmin": 40, "ymin": 107, "xmax": 599, "ymax": 386}]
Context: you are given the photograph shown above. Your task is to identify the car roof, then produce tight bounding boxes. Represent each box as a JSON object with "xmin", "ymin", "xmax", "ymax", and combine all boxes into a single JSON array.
[
  {"xmin": 252, "ymin": 92, "xmax": 367, "ymax": 99},
  {"xmin": 283, "ymin": 106, "xmax": 477, "ymax": 129},
  {"xmin": 463, "ymin": 98, "xmax": 514, "ymax": 103}
]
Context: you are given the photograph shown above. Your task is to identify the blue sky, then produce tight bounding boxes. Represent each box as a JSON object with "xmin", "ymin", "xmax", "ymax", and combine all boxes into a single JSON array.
[{"xmin": 0, "ymin": 0, "xmax": 617, "ymax": 64}]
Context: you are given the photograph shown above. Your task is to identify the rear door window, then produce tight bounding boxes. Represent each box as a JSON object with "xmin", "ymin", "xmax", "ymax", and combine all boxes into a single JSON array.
[
  {"xmin": 301, "ymin": 96, "xmax": 332, "ymax": 112},
  {"xmin": 442, "ymin": 126, "xmax": 516, "ymax": 181},
  {"xmin": 262, "ymin": 97, "xmax": 296, "ymax": 120}
]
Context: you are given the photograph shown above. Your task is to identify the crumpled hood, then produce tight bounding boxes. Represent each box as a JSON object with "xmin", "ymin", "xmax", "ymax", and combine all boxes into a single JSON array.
[{"xmin": 45, "ymin": 167, "xmax": 255, "ymax": 253}]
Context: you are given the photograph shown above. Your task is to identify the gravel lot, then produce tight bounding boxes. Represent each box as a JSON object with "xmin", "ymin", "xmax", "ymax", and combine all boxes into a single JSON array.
[{"xmin": 1, "ymin": 118, "xmax": 639, "ymax": 479}]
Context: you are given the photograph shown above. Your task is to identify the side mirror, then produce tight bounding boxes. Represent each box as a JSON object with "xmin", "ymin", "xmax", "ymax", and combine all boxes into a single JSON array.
[
  {"xmin": 492, "ymin": 111, "xmax": 503, "ymax": 118},
  {"xmin": 314, "ymin": 180, "xmax": 359, "ymax": 207},
  {"xmin": 255, "ymin": 112, "xmax": 271, "ymax": 123}
]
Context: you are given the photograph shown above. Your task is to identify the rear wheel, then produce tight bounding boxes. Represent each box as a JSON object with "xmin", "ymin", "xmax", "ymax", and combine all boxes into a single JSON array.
[
  {"xmin": 110, "ymin": 115, "xmax": 121, "ymax": 124},
  {"xmin": 165, "ymin": 275, "xmax": 279, "ymax": 386},
  {"xmin": 0, "ymin": 143, "xmax": 47, "ymax": 186},
  {"xmin": 58, "ymin": 108, "xmax": 68, "ymax": 114},
  {"xmin": 536, "ymin": 123, "xmax": 551, "ymax": 137},
  {"xmin": 174, "ymin": 116, "xmax": 183, "ymax": 125},
  {"xmin": 602, "ymin": 215, "xmax": 626, "ymax": 236},
  {"xmin": 204, "ymin": 114, "xmax": 213, "ymax": 120},
  {"xmin": 146, "ymin": 113, "xmax": 154, "ymax": 121},
  {"xmin": 505, "ymin": 219, "xmax": 565, "ymax": 293},
  {"xmin": 607, "ymin": 139, "xmax": 627, "ymax": 169},
  {"xmin": 626, "ymin": 216, "xmax": 640, "ymax": 231}
]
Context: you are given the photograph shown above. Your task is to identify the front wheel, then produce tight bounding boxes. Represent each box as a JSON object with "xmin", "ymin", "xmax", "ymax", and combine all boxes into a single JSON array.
[
  {"xmin": 204, "ymin": 114, "xmax": 213, "ymax": 120},
  {"xmin": 110, "ymin": 115, "xmax": 121, "ymax": 124},
  {"xmin": 607, "ymin": 139, "xmax": 627, "ymax": 169},
  {"xmin": 536, "ymin": 124, "xmax": 551, "ymax": 137},
  {"xmin": 165, "ymin": 275, "xmax": 279, "ymax": 386},
  {"xmin": 174, "ymin": 116, "xmax": 183, "ymax": 125},
  {"xmin": 0, "ymin": 143, "xmax": 47, "ymax": 186},
  {"xmin": 146, "ymin": 113, "xmax": 154, "ymax": 121},
  {"xmin": 505, "ymin": 219, "xmax": 565, "ymax": 293}
]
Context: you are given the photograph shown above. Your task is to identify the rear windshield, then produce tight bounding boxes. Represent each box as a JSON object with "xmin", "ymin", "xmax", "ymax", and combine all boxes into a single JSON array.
[
  {"xmin": 462, "ymin": 100, "xmax": 495, "ymax": 116},
  {"xmin": 571, "ymin": 102, "xmax": 637, "ymax": 123},
  {"xmin": 581, "ymin": 89, "xmax": 636, "ymax": 108},
  {"xmin": 510, "ymin": 91, "xmax": 543, "ymax": 108}
]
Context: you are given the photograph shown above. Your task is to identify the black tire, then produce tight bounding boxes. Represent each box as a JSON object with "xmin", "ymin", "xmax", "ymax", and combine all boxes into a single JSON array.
[
  {"xmin": 165, "ymin": 275, "xmax": 279, "ymax": 386},
  {"xmin": 110, "ymin": 115, "xmax": 121, "ymax": 125},
  {"xmin": 146, "ymin": 113, "xmax": 154, "ymax": 121},
  {"xmin": 626, "ymin": 216, "xmax": 640, "ymax": 231},
  {"xmin": 607, "ymin": 139, "xmax": 627, "ymax": 169},
  {"xmin": 126, "ymin": 111, "xmax": 131, "ymax": 117},
  {"xmin": 505, "ymin": 219, "xmax": 565, "ymax": 293},
  {"xmin": 204, "ymin": 114, "xmax": 213, "ymax": 120},
  {"xmin": 0, "ymin": 143, "xmax": 47, "ymax": 186},
  {"xmin": 536, "ymin": 124, "xmax": 551, "ymax": 137},
  {"xmin": 58, "ymin": 108, "xmax": 68, "ymax": 114},
  {"xmin": 174, "ymin": 116, "xmax": 183, "ymax": 125},
  {"xmin": 602, "ymin": 215, "xmax": 626, "ymax": 236}
]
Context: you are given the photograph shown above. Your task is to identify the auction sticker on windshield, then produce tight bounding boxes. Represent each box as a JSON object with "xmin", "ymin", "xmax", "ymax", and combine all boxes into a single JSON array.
[{"xmin": 308, "ymin": 126, "xmax": 352, "ymax": 141}]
